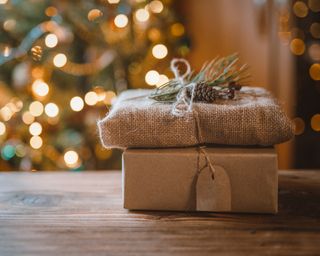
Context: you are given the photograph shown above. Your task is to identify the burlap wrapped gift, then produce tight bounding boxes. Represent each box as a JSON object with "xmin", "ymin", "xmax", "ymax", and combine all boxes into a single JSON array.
[{"xmin": 98, "ymin": 87, "xmax": 294, "ymax": 148}]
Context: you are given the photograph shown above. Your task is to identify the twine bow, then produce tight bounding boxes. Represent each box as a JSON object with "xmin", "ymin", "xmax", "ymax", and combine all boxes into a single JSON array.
[{"xmin": 170, "ymin": 58, "xmax": 197, "ymax": 116}]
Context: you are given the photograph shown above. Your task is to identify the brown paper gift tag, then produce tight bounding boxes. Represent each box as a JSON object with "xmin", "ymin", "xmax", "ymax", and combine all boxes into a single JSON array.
[{"xmin": 196, "ymin": 165, "xmax": 232, "ymax": 212}]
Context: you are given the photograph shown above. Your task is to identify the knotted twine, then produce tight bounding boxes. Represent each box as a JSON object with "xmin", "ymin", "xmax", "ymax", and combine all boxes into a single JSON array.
[{"xmin": 169, "ymin": 58, "xmax": 216, "ymax": 210}]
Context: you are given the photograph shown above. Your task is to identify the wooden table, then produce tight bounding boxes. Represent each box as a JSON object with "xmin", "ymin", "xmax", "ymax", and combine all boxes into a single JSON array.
[{"xmin": 0, "ymin": 170, "xmax": 319, "ymax": 256}]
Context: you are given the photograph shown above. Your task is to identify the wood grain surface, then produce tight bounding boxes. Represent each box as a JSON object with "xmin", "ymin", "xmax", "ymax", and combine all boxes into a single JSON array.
[{"xmin": 0, "ymin": 170, "xmax": 319, "ymax": 256}]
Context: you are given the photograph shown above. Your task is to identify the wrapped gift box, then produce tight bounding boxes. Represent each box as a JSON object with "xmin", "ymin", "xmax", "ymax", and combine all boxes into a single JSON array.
[{"xmin": 122, "ymin": 147, "xmax": 278, "ymax": 213}]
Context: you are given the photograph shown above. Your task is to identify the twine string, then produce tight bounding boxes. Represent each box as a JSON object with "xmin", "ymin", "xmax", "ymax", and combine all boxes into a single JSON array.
[
  {"xmin": 170, "ymin": 58, "xmax": 197, "ymax": 116},
  {"xmin": 171, "ymin": 59, "xmax": 216, "ymax": 210}
]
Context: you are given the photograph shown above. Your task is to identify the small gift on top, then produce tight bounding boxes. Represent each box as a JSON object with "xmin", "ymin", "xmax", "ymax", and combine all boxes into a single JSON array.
[{"xmin": 98, "ymin": 53, "xmax": 294, "ymax": 213}]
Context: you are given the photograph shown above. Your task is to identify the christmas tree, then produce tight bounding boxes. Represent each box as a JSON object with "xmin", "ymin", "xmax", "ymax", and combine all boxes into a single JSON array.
[{"xmin": 0, "ymin": 0, "xmax": 189, "ymax": 171}]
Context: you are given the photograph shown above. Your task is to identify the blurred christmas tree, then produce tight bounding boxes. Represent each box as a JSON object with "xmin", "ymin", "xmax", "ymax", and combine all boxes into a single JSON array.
[{"xmin": 0, "ymin": 0, "xmax": 189, "ymax": 171}]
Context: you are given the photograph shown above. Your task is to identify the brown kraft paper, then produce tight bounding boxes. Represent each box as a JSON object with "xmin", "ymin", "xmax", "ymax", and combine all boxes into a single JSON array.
[{"xmin": 122, "ymin": 147, "xmax": 278, "ymax": 213}]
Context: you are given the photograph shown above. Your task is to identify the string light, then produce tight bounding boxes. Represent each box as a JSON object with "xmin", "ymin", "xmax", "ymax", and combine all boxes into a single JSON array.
[
  {"xmin": 30, "ymin": 136, "xmax": 43, "ymax": 149},
  {"xmin": 29, "ymin": 122, "xmax": 42, "ymax": 136},
  {"xmin": 293, "ymin": 117, "xmax": 305, "ymax": 135},
  {"xmin": 32, "ymin": 79, "xmax": 49, "ymax": 97},
  {"xmin": 293, "ymin": 1, "xmax": 308, "ymax": 18},
  {"xmin": 108, "ymin": 0, "xmax": 120, "ymax": 3},
  {"xmin": 87, "ymin": 9, "xmax": 103, "ymax": 22},
  {"xmin": 10, "ymin": 98, "xmax": 23, "ymax": 112},
  {"xmin": 95, "ymin": 144, "xmax": 112, "ymax": 160},
  {"xmin": 145, "ymin": 70, "xmax": 160, "ymax": 85},
  {"xmin": 310, "ymin": 23, "xmax": 320, "ymax": 39},
  {"xmin": 15, "ymin": 145, "xmax": 26, "ymax": 157},
  {"xmin": 135, "ymin": 9, "xmax": 150, "ymax": 22},
  {"xmin": 45, "ymin": 6, "xmax": 58, "ymax": 17},
  {"xmin": 308, "ymin": 44, "xmax": 320, "ymax": 61},
  {"xmin": 309, "ymin": 63, "xmax": 320, "ymax": 80},
  {"xmin": 114, "ymin": 14, "xmax": 128, "ymax": 28},
  {"xmin": 1, "ymin": 145, "xmax": 15, "ymax": 160},
  {"xmin": 3, "ymin": 19, "xmax": 16, "ymax": 31},
  {"xmin": 29, "ymin": 101, "xmax": 44, "ymax": 117},
  {"xmin": 22, "ymin": 111, "xmax": 35, "ymax": 125},
  {"xmin": 84, "ymin": 91, "xmax": 98, "ymax": 106},
  {"xmin": 53, "ymin": 53, "xmax": 67, "ymax": 68},
  {"xmin": 171, "ymin": 23, "xmax": 185, "ymax": 37},
  {"xmin": 104, "ymin": 91, "xmax": 116, "ymax": 105},
  {"xmin": 148, "ymin": 0, "xmax": 164, "ymax": 13},
  {"xmin": 308, "ymin": 0, "xmax": 320, "ymax": 12},
  {"xmin": 0, "ymin": 106, "xmax": 13, "ymax": 121},
  {"xmin": 290, "ymin": 38, "xmax": 305, "ymax": 55},
  {"xmin": 311, "ymin": 114, "xmax": 320, "ymax": 131},
  {"xmin": 45, "ymin": 103, "xmax": 59, "ymax": 117},
  {"xmin": 70, "ymin": 96, "xmax": 84, "ymax": 112},
  {"xmin": 0, "ymin": 122, "xmax": 6, "ymax": 136},
  {"xmin": 3, "ymin": 46, "xmax": 10, "ymax": 57},
  {"xmin": 45, "ymin": 33, "xmax": 58, "ymax": 48},
  {"xmin": 152, "ymin": 44, "xmax": 168, "ymax": 59},
  {"xmin": 31, "ymin": 45, "xmax": 42, "ymax": 61},
  {"xmin": 64, "ymin": 150, "xmax": 79, "ymax": 168}
]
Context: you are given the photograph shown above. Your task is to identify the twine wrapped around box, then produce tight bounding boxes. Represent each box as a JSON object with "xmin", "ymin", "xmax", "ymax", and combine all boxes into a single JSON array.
[{"xmin": 97, "ymin": 86, "xmax": 294, "ymax": 148}]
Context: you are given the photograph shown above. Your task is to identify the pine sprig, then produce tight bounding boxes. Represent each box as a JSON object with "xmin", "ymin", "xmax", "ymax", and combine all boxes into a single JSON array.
[{"xmin": 149, "ymin": 53, "xmax": 250, "ymax": 102}]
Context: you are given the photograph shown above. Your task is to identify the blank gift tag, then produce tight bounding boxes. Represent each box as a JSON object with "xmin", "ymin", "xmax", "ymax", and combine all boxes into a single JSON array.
[{"xmin": 196, "ymin": 165, "xmax": 232, "ymax": 212}]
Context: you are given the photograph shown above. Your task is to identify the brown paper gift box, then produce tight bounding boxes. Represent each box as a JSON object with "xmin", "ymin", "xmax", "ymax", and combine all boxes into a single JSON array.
[{"xmin": 122, "ymin": 147, "xmax": 278, "ymax": 213}]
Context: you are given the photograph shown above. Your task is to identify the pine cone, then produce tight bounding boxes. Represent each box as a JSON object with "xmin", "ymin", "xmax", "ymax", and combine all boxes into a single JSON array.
[{"xmin": 193, "ymin": 82, "xmax": 218, "ymax": 103}]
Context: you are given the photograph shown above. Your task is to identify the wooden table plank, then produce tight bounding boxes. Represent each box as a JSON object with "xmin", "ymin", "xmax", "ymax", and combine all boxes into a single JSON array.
[{"xmin": 0, "ymin": 170, "xmax": 319, "ymax": 256}]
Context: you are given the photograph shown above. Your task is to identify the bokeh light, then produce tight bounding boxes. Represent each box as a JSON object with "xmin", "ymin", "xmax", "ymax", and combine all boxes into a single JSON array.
[
  {"xmin": 30, "ymin": 136, "xmax": 43, "ymax": 149},
  {"xmin": 309, "ymin": 63, "xmax": 320, "ymax": 80},
  {"xmin": 1, "ymin": 145, "xmax": 15, "ymax": 160},
  {"xmin": 290, "ymin": 38, "xmax": 305, "ymax": 55},
  {"xmin": 0, "ymin": 122, "xmax": 6, "ymax": 136},
  {"xmin": 293, "ymin": 117, "xmax": 305, "ymax": 135},
  {"xmin": 104, "ymin": 91, "xmax": 117, "ymax": 105},
  {"xmin": 3, "ymin": 19, "xmax": 16, "ymax": 31},
  {"xmin": 135, "ymin": 9, "xmax": 150, "ymax": 22},
  {"xmin": 45, "ymin": 103, "xmax": 59, "ymax": 117},
  {"xmin": 145, "ymin": 70, "xmax": 160, "ymax": 85},
  {"xmin": 149, "ymin": 0, "xmax": 164, "ymax": 13},
  {"xmin": 53, "ymin": 53, "xmax": 67, "ymax": 68},
  {"xmin": 29, "ymin": 122, "xmax": 42, "ymax": 136},
  {"xmin": 308, "ymin": 44, "xmax": 320, "ymax": 61},
  {"xmin": 45, "ymin": 6, "xmax": 58, "ymax": 17},
  {"xmin": 311, "ymin": 114, "xmax": 320, "ymax": 131},
  {"xmin": 152, "ymin": 44, "xmax": 168, "ymax": 59},
  {"xmin": 70, "ymin": 96, "xmax": 84, "ymax": 112},
  {"xmin": 64, "ymin": 150, "xmax": 79, "ymax": 168},
  {"xmin": 108, "ymin": 0, "xmax": 120, "ymax": 3},
  {"xmin": 29, "ymin": 101, "xmax": 44, "ymax": 117},
  {"xmin": 0, "ymin": 0, "xmax": 8, "ymax": 4},
  {"xmin": 85, "ymin": 91, "xmax": 98, "ymax": 106},
  {"xmin": 88, "ymin": 9, "xmax": 103, "ymax": 22},
  {"xmin": 45, "ymin": 33, "xmax": 58, "ymax": 48},
  {"xmin": 308, "ymin": 0, "xmax": 320, "ymax": 12},
  {"xmin": 15, "ymin": 145, "xmax": 26, "ymax": 157},
  {"xmin": 310, "ymin": 23, "xmax": 320, "ymax": 39},
  {"xmin": 22, "ymin": 111, "xmax": 35, "ymax": 125},
  {"xmin": 30, "ymin": 45, "xmax": 42, "ymax": 61},
  {"xmin": 148, "ymin": 28, "xmax": 161, "ymax": 41},
  {"xmin": 171, "ymin": 23, "xmax": 185, "ymax": 37},
  {"xmin": 32, "ymin": 79, "xmax": 49, "ymax": 97},
  {"xmin": 293, "ymin": 1, "xmax": 309, "ymax": 18},
  {"xmin": 114, "ymin": 14, "xmax": 128, "ymax": 28},
  {"xmin": 95, "ymin": 144, "xmax": 112, "ymax": 160}
]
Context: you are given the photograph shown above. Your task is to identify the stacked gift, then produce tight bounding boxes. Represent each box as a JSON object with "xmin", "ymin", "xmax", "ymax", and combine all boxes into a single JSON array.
[{"xmin": 98, "ymin": 56, "xmax": 294, "ymax": 213}]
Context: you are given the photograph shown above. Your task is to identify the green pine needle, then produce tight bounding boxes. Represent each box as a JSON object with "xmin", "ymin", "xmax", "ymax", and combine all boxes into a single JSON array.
[{"xmin": 149, "ymin": 53, "xmax": 250, "ymax": 102}]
